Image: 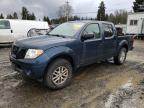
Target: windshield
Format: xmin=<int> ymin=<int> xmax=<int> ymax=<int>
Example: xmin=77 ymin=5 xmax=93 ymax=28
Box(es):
xmin=48 ymin=22 xmax=85 ymax=37
xmin=0 ymin=20 xmax=10 ymax=29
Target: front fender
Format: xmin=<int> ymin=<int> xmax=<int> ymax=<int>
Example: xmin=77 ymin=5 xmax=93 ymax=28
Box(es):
xmin=43 ymin=46 xmax=78 ymax=68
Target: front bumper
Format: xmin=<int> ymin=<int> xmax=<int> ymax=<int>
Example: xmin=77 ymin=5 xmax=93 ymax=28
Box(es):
xmin=10 ymin=56 xmax=48 ymax=80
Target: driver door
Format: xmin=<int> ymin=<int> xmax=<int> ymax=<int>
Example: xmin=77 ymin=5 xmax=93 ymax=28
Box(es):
xmin=81 ymin=23 xmax=103 ymax=65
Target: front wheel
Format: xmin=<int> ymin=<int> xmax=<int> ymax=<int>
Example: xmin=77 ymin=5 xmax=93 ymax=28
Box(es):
xmin=114 ymin=48 xmax=127 ymax=65
xmin=44 ymin=59 xmax=72 ymax=90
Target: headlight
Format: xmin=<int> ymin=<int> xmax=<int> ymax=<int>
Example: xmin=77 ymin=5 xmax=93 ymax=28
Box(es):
xmin=25 ymin=49 xmax=44 ymax=59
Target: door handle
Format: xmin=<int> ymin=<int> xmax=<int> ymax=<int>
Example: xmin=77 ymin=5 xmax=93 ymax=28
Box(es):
xmin=11 ymin=30 xmax=13 ymax=33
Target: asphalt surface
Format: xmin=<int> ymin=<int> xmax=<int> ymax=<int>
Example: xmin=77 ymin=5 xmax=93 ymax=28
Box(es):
xmin=0 ymin=40 xmax=144 ymax=108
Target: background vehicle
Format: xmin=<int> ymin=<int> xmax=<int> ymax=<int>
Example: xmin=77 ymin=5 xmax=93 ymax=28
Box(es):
xmin=27 ymin=29 xmax=50 ymax=37
xmin=49 ymin=24 xmax=60 ymax=30
xmin=0 ymin=19 xmax=49 ymax=46
xmin=115 ymin=24 xmax=126 ymax=34
xmin=10 ymin=21 xmax=134 ymax=90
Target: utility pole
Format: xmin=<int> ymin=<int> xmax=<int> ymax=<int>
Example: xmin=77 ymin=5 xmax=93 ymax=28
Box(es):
xmin=66 ymin=0 xmax=69 ymax=22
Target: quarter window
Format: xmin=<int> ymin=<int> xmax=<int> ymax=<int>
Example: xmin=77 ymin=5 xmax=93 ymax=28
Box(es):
xmin=83 ymin=24 xmax=101 ymax=39
xmin=103 ymin=24 xmax=114 ymax=38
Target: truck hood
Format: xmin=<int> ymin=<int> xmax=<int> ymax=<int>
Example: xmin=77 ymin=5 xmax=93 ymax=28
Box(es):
xmin=15 ymin=35 xmax=75 ymax=50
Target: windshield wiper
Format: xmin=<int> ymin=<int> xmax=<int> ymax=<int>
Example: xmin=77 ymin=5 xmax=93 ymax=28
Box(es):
xmin=47 ymin=34 xmax=66 ymax=38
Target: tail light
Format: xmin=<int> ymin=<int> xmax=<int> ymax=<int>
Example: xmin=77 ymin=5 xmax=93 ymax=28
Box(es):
xmin=131 ymin=35 xmax=135 ymax=48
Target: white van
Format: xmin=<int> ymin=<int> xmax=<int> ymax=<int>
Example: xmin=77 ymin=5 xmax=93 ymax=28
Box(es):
xmin=0 ymin=19 xmax=49 ymax=46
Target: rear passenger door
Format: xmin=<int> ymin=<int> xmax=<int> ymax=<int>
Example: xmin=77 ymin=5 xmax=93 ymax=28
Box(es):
xmin=81 ymin=23 xmax=103 ymax=64
xmin=103 ymin=23 xmax=117 ymax=58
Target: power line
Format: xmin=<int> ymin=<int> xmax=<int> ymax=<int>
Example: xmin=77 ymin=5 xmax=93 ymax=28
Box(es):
xmin=72 ymin=8 xmax=131 ymax=15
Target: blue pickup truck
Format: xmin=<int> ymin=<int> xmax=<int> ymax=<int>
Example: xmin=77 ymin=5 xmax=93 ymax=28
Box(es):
xmin=10 ymin=21 xmax=134 ymax=89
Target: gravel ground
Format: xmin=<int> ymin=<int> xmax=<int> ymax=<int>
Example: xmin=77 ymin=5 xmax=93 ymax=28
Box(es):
xmin=0 ymin=40 xmax=144 ymax=108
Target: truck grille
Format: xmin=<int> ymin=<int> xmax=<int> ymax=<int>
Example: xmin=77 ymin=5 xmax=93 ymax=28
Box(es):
xmin=11 ymin=46 xmax=27 ymax=59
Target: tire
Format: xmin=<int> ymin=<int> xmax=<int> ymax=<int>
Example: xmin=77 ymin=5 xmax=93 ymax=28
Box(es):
xmin=114 ymin=48 xmax=127 ymax=65
xmin=44 ymin=58 xmax=72 ymax=90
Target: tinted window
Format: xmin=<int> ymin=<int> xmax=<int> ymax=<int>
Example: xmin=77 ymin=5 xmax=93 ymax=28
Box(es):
xmin=103 ymin=24 xmax=114 ymax=38
xmin=83 ymin=24 xmax=101 ymax=39
xmin=0 ymin=20 xmax=10 ymax=29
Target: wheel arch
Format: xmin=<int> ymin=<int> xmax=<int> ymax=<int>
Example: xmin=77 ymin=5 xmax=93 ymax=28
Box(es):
xmin=43 ymin=53 xmax=76 ymax=79
xmin=122 ymin=44 xmax=128 ymax=52
xmin=118 ymin=40 xmax=129 ymax=52
xmin=48 ymin=53 xmax=75 ymax=68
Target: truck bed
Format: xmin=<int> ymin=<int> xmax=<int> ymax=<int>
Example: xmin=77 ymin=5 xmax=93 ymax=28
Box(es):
xmin=117 ymin=35 xmax=134 ymax=51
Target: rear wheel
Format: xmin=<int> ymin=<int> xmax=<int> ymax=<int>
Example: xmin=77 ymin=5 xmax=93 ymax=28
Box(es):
xmin=114 ymin=48 xmax=127 ymax=65
xmin=44 ymin=59 xmax=72 ymax=90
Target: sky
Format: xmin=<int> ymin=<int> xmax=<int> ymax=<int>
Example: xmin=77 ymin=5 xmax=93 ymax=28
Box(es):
xmin=0 ymin=0 xmax=135 ymax=20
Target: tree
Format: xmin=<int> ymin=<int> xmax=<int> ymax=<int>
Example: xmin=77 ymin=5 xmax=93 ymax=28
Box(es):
xmin=13 ymin=12 xmax=18 ymax=19
xmin=0 ymin=13 xmax=4 ymax=19
xmin=6 ymin=14 xmax=13 ymax=19
xmin=51 ymin=18 xmax=60 ymax=24
xmin=97 ymin=1 xmax=106 ymax=21
xmin=135 ymin=0 xmax=144 ymax=4
xmin=21 ymin=7 xmax=36 ymax=20
xmin=107 ymin=10 xmax=128 ymax=24
xmin=43 ymin=16 xmax=51 ymax=25
xmin=133 ymin=0 xmax=144 ymax=12
xmin=108 ymin=13 xmax=115 ymax=22
xmin=28 ymin=13 xmax=36 ymax=20
xmin=43 ymin=16 xmax=47 ymax=21
xmin=105 ymin=14 xmax=109 ymax=21
xmin=58 ymin=3 xmax=73 ymax=22
xmin=81 ymin=17 xmax=84 ymax=20
xmin=68 ymin=16 xmax=81 ymax=21
xmin=21 ymin=7 xmax=29 ymax=20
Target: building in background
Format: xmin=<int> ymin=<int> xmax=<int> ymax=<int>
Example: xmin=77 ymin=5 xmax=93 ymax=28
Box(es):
xmin=126 ymin=12 xmax=144 ymax=39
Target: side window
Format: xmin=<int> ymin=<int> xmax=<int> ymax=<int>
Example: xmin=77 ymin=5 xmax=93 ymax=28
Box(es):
xmin=83 ymin=24 xmax=101 ymax=39
xmin=0 ymin=21 xmax=10 ymax=29
xmin=103 ymin=24 xmax=114 ymax=38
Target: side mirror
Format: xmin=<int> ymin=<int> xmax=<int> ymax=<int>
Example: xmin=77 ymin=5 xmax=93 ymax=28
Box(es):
xmin=81 ymin=34 xmax=94 ymax=41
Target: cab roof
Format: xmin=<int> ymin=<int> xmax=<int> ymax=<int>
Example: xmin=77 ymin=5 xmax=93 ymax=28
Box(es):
xmin=68 ymin=20 xmax=114 ymax=25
